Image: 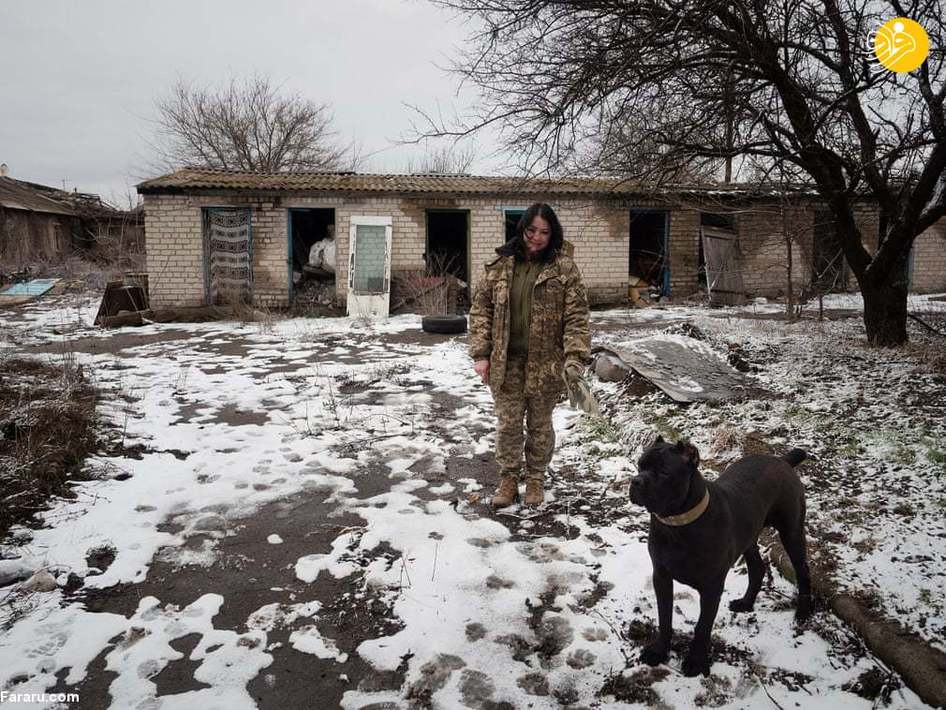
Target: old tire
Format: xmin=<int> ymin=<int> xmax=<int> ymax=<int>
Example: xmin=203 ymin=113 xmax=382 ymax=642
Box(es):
xmin=422 ymin=314 xmax=467 ymax=334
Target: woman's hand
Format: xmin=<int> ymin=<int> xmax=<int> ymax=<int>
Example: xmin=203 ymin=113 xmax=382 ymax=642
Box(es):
xmin=474 ymin=359 xmax=490 ymax=385
xmin=563 ymin=359 xmax=584 ymax=381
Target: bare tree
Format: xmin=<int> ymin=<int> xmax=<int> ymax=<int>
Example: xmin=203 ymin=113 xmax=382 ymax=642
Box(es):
xmin=153 ymin=75 xmax=355 ymax=172
xmin=423 ymin=0 xmax=946 ymax=346
xmin=404 ymin=142 xmax=477 ymax=174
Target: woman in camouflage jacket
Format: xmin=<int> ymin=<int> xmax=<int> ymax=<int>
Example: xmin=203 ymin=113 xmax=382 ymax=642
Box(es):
xmin=469 ymin=203 xmax=591 ymax=507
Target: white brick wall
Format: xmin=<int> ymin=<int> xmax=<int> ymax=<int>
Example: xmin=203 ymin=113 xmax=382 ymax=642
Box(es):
xmin=911 ymin=218 xmax=946 ymax=293
xmin=144 ymin=191 xmax=907 ymax=308
xmin=143 ymin=195 xmax=205 ymax=307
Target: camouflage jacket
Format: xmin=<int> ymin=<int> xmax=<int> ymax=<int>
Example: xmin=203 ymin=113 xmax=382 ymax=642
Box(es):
xmin=469 ymin=240 xmax=591 ymax=394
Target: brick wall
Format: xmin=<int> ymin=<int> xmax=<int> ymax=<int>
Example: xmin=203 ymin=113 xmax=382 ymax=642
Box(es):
xmin=737 ymin=202 xmax=814 ymax=296
xmin=336 ymin=195 xmax=632 ymax=306
xmin=143 ymin=194 xmax=294 ymax=308
xmin=911 ymin=218 xmax=946 ymax=293
xmin=667 ymin=209 xmax=700 ymax=297
xmin=146 ymin=190 xmax=913 ymax=309
xmin=143 ymin=195 xmax=205 ymax=307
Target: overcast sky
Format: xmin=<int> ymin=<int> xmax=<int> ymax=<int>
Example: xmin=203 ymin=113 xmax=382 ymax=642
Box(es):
xmin=0 ymin=0 xmax=499 ymax=205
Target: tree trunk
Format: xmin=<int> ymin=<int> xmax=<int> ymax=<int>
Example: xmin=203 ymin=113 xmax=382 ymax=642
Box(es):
xmin=861 ymin=266 xmax=909 ymax=347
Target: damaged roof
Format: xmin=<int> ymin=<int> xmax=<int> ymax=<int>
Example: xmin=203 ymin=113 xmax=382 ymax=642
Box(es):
xmin=0 ymin=176 xmax=77 ymax=216
xmin=137 ymin=167 xmax=822 ymax=199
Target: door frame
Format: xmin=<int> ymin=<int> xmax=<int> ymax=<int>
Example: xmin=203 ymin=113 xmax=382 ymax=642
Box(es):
xmin=424 ymin=208 xmax=471 ymax=283
xmin=287 ymin=207 xmax=338 ymax=304
xmin=347 ymin=215 xmax=393 ymax=317
xmin=629 ymin=208 xmax=671 ymax=297
xmin=202 ymin=206 xmax=253 ymax=306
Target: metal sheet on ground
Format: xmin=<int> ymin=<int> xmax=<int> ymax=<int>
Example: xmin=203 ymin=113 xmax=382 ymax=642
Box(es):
xmin=600 ymin=334 xmax=747 ymax=402
xmin=0 ymin=279 xmax=58 ymax=296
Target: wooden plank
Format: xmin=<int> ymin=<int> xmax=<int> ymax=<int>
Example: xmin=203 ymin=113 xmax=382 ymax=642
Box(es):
xmin=701 ymin=226 xmax=746 ymax=306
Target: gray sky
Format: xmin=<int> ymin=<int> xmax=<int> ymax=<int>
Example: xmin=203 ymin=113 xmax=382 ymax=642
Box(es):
xmin=0 ymin=0 xmax=498 ymax=205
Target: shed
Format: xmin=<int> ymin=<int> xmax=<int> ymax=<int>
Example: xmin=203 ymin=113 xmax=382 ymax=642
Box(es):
xmin=137 ymin=168 xmax=893 ymax=312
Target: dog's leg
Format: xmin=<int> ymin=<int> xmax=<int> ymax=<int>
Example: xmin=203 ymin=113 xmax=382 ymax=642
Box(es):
xmin=640 ymin=564 xmax=673 ymax=666
xmin=729 ymin=542 xmax=766 ymax=613
xmin=776 ymin=508 xmax=813 ymax=620
xmin=683 ymin=577 xmax=725 ymax=677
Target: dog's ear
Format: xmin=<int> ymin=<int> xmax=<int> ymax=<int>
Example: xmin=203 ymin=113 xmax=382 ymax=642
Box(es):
xmin=653 ymin=434 xmax=665 ymax=446
xmin=675 ymin=440 xmax=700 ymax=467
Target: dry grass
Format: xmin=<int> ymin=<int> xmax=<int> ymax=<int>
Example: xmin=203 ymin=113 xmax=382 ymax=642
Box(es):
xmin=0 ymin=356 xmax=98 ymax=537
xmin=0 ymin=255 xmax=134 ymax=292
xmin=903 ymin=341 xmax=946 ymax=374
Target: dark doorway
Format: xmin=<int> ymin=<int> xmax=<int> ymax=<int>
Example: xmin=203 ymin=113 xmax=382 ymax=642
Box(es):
xmin=290 ymin=209 xmax=334 ymax=273
xmin=629 ymin=210 xmax=670 ymax=295
xmin=426 ymin=210 xmax=469 ymax=283
xmin=289 ymin=208 xmax=335 ymax=305
xmin=504 ymin=209 xmax=525 ymax=244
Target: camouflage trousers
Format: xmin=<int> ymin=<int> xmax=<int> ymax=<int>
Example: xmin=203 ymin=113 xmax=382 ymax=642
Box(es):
xmin=493 ymin=357 xmax=559 ymax=481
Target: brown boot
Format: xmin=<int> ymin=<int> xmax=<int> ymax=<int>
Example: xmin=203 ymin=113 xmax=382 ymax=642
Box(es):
xmin=491 ymin=474 xmax=520 ymax=508
xmin=524 ymin=479 xmax=544 ymax=506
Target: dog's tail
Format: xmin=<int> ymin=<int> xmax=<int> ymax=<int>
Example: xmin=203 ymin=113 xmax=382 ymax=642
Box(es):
xmin=782 ymin=448 xmax=807 ymax=467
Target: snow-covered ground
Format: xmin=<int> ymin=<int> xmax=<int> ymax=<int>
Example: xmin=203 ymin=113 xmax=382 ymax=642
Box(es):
xmin=0 ymin=293 xmax=941 ymax=708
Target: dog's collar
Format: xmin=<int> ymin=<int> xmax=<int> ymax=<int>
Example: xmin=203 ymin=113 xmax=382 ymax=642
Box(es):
xmin=654 ymin=491 xmax=710 ymax=526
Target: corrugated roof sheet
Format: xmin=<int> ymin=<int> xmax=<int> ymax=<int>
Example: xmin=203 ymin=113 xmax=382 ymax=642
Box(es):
xmin=137 ymin=168 xmax=820 ymax=198
xmin=0 ymin=177 xmax=77 ymax=215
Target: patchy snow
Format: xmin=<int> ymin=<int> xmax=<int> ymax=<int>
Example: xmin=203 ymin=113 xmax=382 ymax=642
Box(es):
xmin=290 ymin=624 xmax=348 ymax=662
xmin=0 ymin=295 xmax=940 ymax=708
xmin=246 ymin=601 xmax=321 ymax=632
xmin=591 ymin=307 xmax=946 ymax=654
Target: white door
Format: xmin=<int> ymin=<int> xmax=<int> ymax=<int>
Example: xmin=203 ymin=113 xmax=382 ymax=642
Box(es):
xmin=347 ymin=216 xmax=392 ymax=318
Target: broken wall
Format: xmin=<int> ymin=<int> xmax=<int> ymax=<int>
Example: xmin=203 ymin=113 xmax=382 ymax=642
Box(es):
xmin=143 ymin=189 xmax=900 ymax=310
xmin=0 ymin=207 xmax=75 ymax=265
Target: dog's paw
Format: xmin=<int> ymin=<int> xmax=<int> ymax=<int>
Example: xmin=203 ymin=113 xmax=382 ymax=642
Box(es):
xmin=639 ymin=642 xmax=670 ymax=666
xmin=795 ymin=595 xmax=813 ymax=622
xmin=728 ymin=598 xmax=754 ymax=613
xmin=682 ymin=651 xmax=711 ymax=677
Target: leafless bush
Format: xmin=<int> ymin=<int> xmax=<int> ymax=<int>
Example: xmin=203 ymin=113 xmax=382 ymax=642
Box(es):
xmin=391 ymin=253 xmax=461 ymax=315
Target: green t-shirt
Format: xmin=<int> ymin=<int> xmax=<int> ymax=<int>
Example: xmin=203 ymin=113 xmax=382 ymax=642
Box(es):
xmin=508 ymin=256 xmax=545 ymax=357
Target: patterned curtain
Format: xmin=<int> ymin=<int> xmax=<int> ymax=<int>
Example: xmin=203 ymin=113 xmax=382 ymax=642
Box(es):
xmin=205 ymin=208 xmax=252 ymax=305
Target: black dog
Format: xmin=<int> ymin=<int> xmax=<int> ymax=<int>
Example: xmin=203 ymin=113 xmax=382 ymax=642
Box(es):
xmin=629 ymin=437 xmax=812 ymax=677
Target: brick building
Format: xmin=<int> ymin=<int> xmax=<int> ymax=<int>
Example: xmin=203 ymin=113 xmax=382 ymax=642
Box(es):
xmin=136 ymin=168 xmax=942 ymax=311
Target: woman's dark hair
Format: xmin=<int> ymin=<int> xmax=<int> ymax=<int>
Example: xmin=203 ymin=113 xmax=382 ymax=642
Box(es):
xmin=509 ymin=202 xmax=564 ymax=262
